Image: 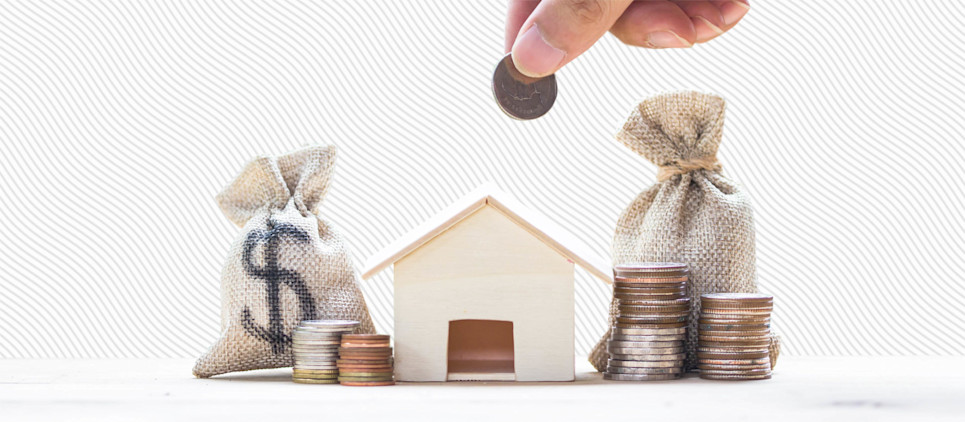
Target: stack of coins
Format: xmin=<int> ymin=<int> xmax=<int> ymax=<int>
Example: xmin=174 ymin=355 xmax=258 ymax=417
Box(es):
xmin=697 ymin=293 xmax=773 ymax=380
xmin=604 ymin=262 xmax=691 ymax=381
xmin=337 ymin=334 xmax=395 ymax=386
xmin=291 ymin=320 xmax=360 ymax=384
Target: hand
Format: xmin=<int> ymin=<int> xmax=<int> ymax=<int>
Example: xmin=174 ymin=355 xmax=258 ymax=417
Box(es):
xmin=506 ymin=0 xmax=750 ymax=77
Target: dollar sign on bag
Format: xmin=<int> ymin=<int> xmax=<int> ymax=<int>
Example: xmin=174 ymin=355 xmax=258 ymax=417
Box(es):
xmin=239 ymin=220 xmax=317 ymax=354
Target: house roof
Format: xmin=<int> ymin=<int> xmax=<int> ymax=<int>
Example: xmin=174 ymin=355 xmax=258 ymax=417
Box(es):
xmin=360 ymin=184 xmax=612 ymax=284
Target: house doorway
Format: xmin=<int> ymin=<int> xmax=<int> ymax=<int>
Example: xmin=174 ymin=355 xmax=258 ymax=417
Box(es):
xmin=447 ymin=319 xmax=515 ymax=381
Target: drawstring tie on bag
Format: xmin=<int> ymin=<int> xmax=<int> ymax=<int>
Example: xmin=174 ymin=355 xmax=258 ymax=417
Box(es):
xmin=657 ymin=156 xmax=722 ymax=182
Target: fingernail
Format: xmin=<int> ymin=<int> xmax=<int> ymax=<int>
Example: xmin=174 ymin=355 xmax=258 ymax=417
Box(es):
xmin=646 ymin=31 xmax=693 ymax=48
xmin=511 ymin=24 xmax=566 ymax=77
xmin=721 ymin=1 xmax=750 ymax=26
xmin=695 ymin=16 xmax=725 ymax=36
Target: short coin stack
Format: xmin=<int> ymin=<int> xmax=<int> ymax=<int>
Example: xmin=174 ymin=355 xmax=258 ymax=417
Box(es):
xmin=337 ymin=334 xmax=395 ymax=386
xmin=698 ymin=293 xmax=773 ymax=380
xmin=291 ymin=320 xmax=359 ymax=384
xmin=604 ymin=262 xmax=691 ymax=381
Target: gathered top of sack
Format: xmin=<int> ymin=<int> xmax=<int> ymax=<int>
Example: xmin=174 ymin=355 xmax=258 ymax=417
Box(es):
xmin=616 ymin=91 xmax=726 ymax=182
xmin=217 ymin=146 xmax=337 ymax=226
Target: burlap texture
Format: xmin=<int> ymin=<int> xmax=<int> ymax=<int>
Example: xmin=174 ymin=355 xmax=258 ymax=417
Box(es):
xmin=193 ymin=146 xmax=374 ymax=378
xmin=589 ymin=92 xmax=780 ymax=372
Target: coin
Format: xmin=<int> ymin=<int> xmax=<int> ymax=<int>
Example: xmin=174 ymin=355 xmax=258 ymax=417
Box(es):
xmin=603 ymin=372 xmax=681 ymax=381
xmin=698 ymin=363 xmax=771 ymax=371
xmin=609 ymin=353 xmax=686 ymax=361
xmin=608 ymin=340 xmax=683 ymax=349
xmin=292 ymin=378 xmax=339 ymax=384
xmin=701 ymin=308 xmax=773 ymax=316
xmin=699 ymin=340 xmax=771 ymax=348
xmin=618 ymin=305 xmax=691 ymax=314
xmin=617 ymin=298 xmax=691 ymax=307
xmin=699 ymin=323 xmax=770 ymax=331
xmin=699 ymin=357 xmax=770 ymax=366
xmin=614 ymin=276 xmax=689 ymax=284
xmin=337 ymin=370 xmax=395 ymax=376
xmin=492 ymin=53 xmax=557 ymax=120
xmin=615 ymin=322 xmax=688 ymax=330
xmin=700 ymin=368 xmax=772 ymax=376
xmin=697 ymin=351 xmax=769 ymax=360
xmin=698 ymin=334 xmax=771 ymax=342
xmin=614 ymin=262 xmax=687 ymax=274
xmin=606 ymin=359 xmax=682 ymax=368
xmin=702 ymin=293 xmax=772 ymax=302
xmin=607 ymin=366 xmax=683 ymax=375
xmin=293 ymin=369 xmax=339 ymax=375
xmin=700 ymin=373 xmax=772 ymax=381
xmin=617 ymin=316 xmax=688 ymax=324
xmin=611 ymin=334 xmax=685 ymax=342
xmin=340 ymin=381 xmax=396 ymax=386
xmin=697 ymin=347 xmax=769 ymax=354
xmin=608 ymin=346 xmax=684 ymax=355
xmin=613 ymin=326 xmax=687 ymax=335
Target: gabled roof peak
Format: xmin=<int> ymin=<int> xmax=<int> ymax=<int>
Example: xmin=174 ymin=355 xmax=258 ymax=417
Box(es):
xmin=360 ymin=183 xmax=612 ymax=284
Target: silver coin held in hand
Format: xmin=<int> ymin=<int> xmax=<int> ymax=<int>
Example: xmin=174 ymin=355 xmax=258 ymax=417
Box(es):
xmin=492 ymin=53 xmax=557 ymax=120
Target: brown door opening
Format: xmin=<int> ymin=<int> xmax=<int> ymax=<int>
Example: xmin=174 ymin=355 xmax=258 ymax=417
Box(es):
xmin=447 ymin=319 xmax=515 ymax=381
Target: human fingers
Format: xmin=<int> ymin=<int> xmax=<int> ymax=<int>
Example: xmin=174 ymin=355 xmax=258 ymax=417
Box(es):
xmin=673 ymin=1 xmax=726 ymax=43
xmin=610 ymin=1 xmax=696 ymax=49
xmin=510 ymin=0 xmax=633 ymax=77
xmin=505 ymin=0 xmax=540 ymax=53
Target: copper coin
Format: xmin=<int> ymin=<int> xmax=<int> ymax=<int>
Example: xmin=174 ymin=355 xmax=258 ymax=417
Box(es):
xmin=342 ymin=334 xmax=390 ymax=341
xmin=492 ymin=53 xmax=557 ymax=120
xmin=336 ymin=358 xmax=392 ymax=365
xmin=614 ymin=262 xmax=688 ymax=273
xmin=339 ymin=347 xmax=391 ymax=353
xmin=615 ymin=282 xmax=688 ymax=289
xmin=340 ymin=342 xmax=390 ymax=348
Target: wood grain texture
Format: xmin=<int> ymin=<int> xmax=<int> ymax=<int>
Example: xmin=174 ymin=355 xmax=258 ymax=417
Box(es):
xmin=362 ymin=184 xmax=611 ymax=284
xmin=394 ymin=206 xmax=575 ymax=382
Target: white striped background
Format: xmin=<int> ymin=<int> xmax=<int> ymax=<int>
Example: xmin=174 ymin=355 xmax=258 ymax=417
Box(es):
xmin=1 ymin=1 xmax=963 ymax=359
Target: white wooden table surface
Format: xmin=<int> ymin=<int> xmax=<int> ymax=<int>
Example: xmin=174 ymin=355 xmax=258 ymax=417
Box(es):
xmin=2 ymin=357 xmax=963 ymax=421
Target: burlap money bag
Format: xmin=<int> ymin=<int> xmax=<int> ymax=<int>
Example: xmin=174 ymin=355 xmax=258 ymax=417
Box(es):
xmin=589 ymin=92 xmax=780 ymax=372
xmin=193 ymin=146 xmax=374 ymax=378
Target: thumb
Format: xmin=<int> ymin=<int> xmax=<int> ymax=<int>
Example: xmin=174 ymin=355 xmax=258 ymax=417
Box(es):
xmin=510 ymin=0 xmax=632 ymax=78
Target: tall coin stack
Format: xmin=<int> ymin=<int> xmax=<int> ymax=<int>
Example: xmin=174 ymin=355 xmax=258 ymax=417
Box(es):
xmin=698 ymin=293 xmax=773 ymax=380
xmin=291 ymin=320 xmax=360 ymax=384
xmin=337 ymin=334 xmax=395 ymax=386
xmin=604 ymin=262 xmax=690 ymax=381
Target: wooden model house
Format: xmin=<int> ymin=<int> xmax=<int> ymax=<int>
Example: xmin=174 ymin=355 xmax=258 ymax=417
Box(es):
xmin=361 ymin=185 xmax=611 ymax=382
